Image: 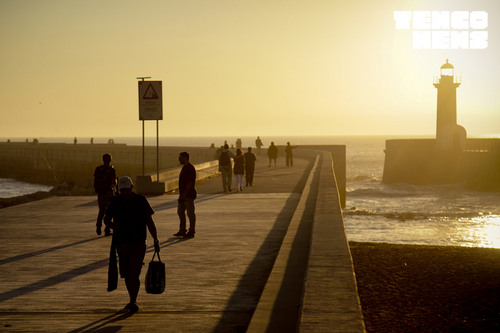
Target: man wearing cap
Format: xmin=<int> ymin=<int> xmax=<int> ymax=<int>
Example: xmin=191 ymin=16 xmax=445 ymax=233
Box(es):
xmin=104 ymin=176 xmax=160 ymax=314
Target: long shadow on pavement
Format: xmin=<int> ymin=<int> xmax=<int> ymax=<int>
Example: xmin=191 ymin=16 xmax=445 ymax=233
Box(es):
xmin=67 ymin=310 xmax=132 ymax=333
xmin=266 ymin=154 xmax=322 ymax=332
xmin=0 ymin=238 xmax=101 ymax=266
xmin=211 ymin=158 xmax=315 ymax=333
xmin=0 ymin=238 xmax=185 ymax=303
xmin=151 ymin=193 xmax=226 ymax=212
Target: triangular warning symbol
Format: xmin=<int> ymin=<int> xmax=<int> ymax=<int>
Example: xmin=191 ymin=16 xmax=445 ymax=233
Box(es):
xmin=143 ymin=84 xmax=159 ymax=99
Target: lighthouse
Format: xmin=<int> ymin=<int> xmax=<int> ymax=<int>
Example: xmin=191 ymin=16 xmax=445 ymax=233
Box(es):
xmin=433 ymin=60 xmax=466 ymax=150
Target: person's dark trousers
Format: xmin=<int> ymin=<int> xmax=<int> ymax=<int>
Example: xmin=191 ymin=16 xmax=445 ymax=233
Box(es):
xmin=178 ymin=198 xmax=196 ymax=233
xmin=97 ymin=192 xmax=113 ymax=234
xmin=220 ymin=165 xmax=232 ymax=191
xmin=245 ymin=166 xmax=255 ymax=186
xmin=286 ymin=156 xmax=293 ymax=167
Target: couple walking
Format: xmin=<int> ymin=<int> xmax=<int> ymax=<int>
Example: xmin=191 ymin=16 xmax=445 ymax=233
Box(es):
xmin=217 ymin=144 xmax=256 ymax=192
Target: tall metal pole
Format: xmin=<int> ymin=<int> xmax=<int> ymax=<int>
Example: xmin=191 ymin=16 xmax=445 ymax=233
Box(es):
xmin=156 ymin=120 xmax=159 ymax=181
xmin=142 ymin=120 xmax=145 ymax=176
xmin=137 ymin=76 xmax=151 ymax=177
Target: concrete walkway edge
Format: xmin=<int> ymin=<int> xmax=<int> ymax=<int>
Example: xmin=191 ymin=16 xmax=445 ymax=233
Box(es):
xmin=299 ymin=151 xmax=366 ymax=332
xmin=247 ymin=155 xmax=320 ymax=332
xmin=247 ymin=150 xmax=366 ymax=332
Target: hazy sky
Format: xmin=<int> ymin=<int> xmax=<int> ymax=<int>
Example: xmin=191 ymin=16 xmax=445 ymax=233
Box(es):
xmin=1 ymin=0 xmax=499 ymax=138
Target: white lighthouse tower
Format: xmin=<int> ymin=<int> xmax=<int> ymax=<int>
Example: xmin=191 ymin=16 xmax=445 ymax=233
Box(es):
xmin=433 ymin=60 xmax=466 ymax=150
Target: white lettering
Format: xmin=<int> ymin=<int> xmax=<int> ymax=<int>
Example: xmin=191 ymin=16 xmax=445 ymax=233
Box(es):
xmin=450 ymin=31 xmax=469 ymax=49
xmin=470 ymin=11 xmax=488 ymax=29
xmin=413 ymin=11 xmax=432 ymax=29
xmin=394 ymin=11 xmax=412 ymax=29
xmin=394 ymin=10 xmax=488 ymax=49
xmin=432 ymin=31 xmax=450 ymax=49
xmin=470 ymin=31 xmax=488 ymax=49
xmin=413 ymin=31 xmax=431 ymax=49
xmin=432 ymin=11 xmax=450 ymax=29
xmin=451 ymin=11 xmax=469 ymax=29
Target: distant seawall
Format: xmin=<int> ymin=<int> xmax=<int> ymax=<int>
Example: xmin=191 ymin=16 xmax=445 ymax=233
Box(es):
xmin=0 ymin=142 xmax=217 ymax=185
xmin=0 ymin=142 xmax=346 ymax=206
xmin=383 ymin=138 xmax=500 ymax=191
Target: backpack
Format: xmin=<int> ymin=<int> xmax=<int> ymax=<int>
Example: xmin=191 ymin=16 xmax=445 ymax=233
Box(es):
xmin=219 ymin=151 xmax=230 ymax=166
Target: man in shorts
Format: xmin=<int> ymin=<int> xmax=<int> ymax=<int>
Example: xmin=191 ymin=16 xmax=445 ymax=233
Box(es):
xmin=104 ymin=176 xmax=160 ymax=313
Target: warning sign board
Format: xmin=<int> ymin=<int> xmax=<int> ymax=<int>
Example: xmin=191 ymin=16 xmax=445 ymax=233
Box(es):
xmin=138 ymin=81 xmax=163 ymax=120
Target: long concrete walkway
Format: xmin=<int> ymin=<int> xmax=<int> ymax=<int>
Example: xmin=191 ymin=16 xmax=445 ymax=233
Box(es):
xmin=0 ymin=154 xmax=364 ymax=332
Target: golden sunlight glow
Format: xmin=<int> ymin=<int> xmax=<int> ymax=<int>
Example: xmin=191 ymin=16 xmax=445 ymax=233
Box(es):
xmin=0 ymin=0 xmax=499 ymax=138
xmin=459 ymin=216 xmax=500 ymax=249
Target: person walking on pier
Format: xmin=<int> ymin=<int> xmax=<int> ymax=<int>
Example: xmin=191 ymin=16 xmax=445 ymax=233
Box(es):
xmin=244 ymin=147 xmax=256 ymax=186
xmin=233 ymin=148 xmax=245 ymax=192
xmin=285 ymin=142 xmax=298 ymax=167
xmin=174 ymin=152 xmax=197 ymax=238
xmin=217 ymin=144 xmax=235 ymax=192
xmin=104 ymin=176 xmax=160 ymax=314
xmin=94 ymin=153 xmax=116 ymax=236
xmin=267 ymin=142 xmax=278 ymax=167
xmin=255 ymin=136 xmax=263 ymax=155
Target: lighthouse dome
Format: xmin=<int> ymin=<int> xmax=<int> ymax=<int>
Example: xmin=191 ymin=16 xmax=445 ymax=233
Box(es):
xmin=441 ymin=59 xmax=454 ymax=69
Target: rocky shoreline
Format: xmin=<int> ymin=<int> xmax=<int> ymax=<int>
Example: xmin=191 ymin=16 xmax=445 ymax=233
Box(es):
xmin=350 ymin=241 xmax=500 ymax=333
xmin=0 ymin=177 xmax=95 ymax=209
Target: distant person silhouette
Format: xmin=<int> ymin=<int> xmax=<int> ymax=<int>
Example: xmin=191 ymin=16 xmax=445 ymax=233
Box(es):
xmin=244 ymin=147 xmax=257 ymax=186
xmin=236 ymin=138 xmax=242 ymax=150
xmin=267 ymin=142 xmax=278 ymax=167
xmin=233 ymin=148 xmax=245 ymax=192
xmin=74 ymin=137 xmax=77 ymax=145
xmin=174 ymin=152 xmax=197 ymax=238
xmin=217 ymin=144 xmax=235 ymax=192
xmin=90 ymin=137 xmax=94 ymax=144
xmin=94 ymin=153 xmax=116 ymax=236
xmin=104 ymin=176 xmax=160 ymax=314
xmin=255 ymin=136 xmax=263 ymax=155
xmin=285 ymin=142 xmax=298 ymax=167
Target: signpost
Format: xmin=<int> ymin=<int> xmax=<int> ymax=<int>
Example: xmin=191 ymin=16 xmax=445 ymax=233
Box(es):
xmin=137 ymin=78 xmax=163 ymax=180
xmin=139 ymin=80 xmax=163 ymax=120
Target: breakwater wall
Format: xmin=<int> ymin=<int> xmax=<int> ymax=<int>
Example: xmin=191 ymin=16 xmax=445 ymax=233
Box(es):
xmin=0 ymin=142 xmax=218 ymax=185
xmin=0 ymin=143 xmax=347 ymax=206
xmin=295 ymin=145 xmax=346 ymax=208
xmin=383 ymin=138 xmax=500 ymax=191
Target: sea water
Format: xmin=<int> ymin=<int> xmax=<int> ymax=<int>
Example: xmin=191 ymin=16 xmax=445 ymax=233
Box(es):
xmin=0 ymin=178 xmax=53 ymax=198
xmin=2 ymin=135 xmax=500 ymax=248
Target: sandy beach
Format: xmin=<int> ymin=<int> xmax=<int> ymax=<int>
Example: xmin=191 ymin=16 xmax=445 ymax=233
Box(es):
xmin=350 ymin=242 xmax=500 ymax=333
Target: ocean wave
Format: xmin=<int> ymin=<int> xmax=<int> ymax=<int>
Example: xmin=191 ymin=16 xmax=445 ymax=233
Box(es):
xmin=344 ymin=208 xmax=497 ymax=220
xmin=347 ymin=175 xmax=382 ymax=182
xmin=347 ymin=188 xmax=419 ymax=197
xmin=346 ymin=181 xmax=478 ymax=198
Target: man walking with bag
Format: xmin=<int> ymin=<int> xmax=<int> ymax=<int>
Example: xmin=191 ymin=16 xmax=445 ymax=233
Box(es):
xmin=104 ymin=176 xmax=160 ymax=314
